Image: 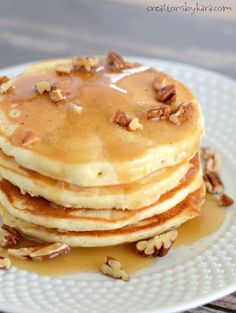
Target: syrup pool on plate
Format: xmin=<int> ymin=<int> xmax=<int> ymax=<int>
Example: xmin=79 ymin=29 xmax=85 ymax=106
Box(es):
xmin=5 ymin=194 xmax=225 ymax=276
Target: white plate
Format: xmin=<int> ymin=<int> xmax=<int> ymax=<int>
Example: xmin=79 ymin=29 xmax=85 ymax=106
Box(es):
xmin=0 ymin=58 xmax=235 ymax=313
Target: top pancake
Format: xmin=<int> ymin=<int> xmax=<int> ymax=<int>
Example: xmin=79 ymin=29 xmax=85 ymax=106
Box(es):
xmin=0 ymin=57 xmax=204 ymax=186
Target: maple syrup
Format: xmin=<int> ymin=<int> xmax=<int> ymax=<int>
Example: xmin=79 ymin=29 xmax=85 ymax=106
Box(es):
xmin=6 ymin=194 xmax=225 ymax=276
xmin=0 ymin=63 xmax=202 ymax=186
xmin=174 ymin=194 xmax=225 ymax=246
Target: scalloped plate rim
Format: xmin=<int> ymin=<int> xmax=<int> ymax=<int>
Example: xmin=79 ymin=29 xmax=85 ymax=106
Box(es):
xmin=0 ymin=58 xmax=235 ymax=313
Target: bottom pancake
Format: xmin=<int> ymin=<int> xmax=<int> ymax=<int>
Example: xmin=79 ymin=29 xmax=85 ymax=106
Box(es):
xmin=0 ymin=186 xmax=205 ymax=247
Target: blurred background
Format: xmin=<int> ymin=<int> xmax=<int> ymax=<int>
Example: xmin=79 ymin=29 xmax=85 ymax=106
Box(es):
xmin=0 ymin=0 xmax=235 ymax=77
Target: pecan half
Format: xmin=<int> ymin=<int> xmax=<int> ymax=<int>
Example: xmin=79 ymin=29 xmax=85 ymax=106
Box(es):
xmin=201 ymin=147 xmax=234 ymax=207
xmin=106 ymin=51 xmax=126 ymax=71
xmin=146 ymin=105 xmax=171 ymax=120
xmin=100 ymin=256 xmax=129 ymax=281
xmin=49 ymin=86 xmax=65 ymax=103
xmin=169 ymin=102 xmax=193 ymax=124
xmin=136 ymin=230 xmax=178 ymax=257
xmin=156 ymin=84 xmax=176 ymax=104
xmin=73 ymin=57 xmax=99 ymax=72
xmin=203 ymin=171 xmax=224 ymax=194
xmin=0 ymin=256 xmax=11 ymax=270
xmin=8 ymin=242 xmax=70 ymax=261
xmin=0 ymin=76 xmax=14 ymax=94
xmin=0 ymin=224 xmax=22 ymax=248
xmin=35 ymin=81 xmax=52 ymax=94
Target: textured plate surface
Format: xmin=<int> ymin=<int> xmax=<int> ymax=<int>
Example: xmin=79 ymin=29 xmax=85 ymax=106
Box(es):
xmin=0 ymin=58 xmax=235 ymax=313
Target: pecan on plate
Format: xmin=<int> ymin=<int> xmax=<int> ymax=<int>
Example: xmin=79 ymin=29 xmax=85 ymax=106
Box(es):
xmin=100 ymin=256 xmax=129 ymax=281
xmin=200 ymin=147 xmax=220 ymax=172
xmin=135 ymin=230 xmax=178 ymax=257
xmin=219 ymin=193 xmax=234 ymax=207
xmin=8 ymin=242 xmax=70 ymax=261
xmin=0 ymin=256 xmax=11 ymax=270
xmin=0 ymin=224 xmax=22 ymax=248
xmin=203 ymin=171 xmax=224 ymax=194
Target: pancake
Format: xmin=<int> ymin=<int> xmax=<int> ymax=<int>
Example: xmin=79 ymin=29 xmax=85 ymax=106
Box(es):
xmin=0 ymin=58 xmax=204 ymax=186
xmin=0 ymin=159 xmax=202 ymax=231
xmin=0 ymin=149 xmax=195 ymax=209
xmin=0 ymin=53 xmax=206 ymax=249
xmin=0 ymin=186 xmax=205 ymax=247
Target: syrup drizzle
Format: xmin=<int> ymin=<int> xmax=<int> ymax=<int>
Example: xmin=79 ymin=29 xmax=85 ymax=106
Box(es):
xmin=2 ymin=194 xmax=225 ymax=277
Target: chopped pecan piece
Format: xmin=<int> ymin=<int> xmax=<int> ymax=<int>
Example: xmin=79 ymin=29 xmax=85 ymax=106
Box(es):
xmin=201 ymin=147 xmax=214 ymax=160
xmin=152 ymin=76 xmax=167 ymax=91
xmin=106 ymin=51 xmax=126 ymax=71
xmin=0 ymin=224 xmax=22 ymax=248
xmin=219 ymin=193 xmax=234 ymax=207
xmin=73 ymin=57 xmax=99 ymax=72
xmin=201 ymin=147 xmax=234 ymax=206
xmin=8 ymin=242 xmax=70 ymax=261
xmin=112 ymin=109 xmax=131 ymax=128
xmin=100 ymin=256 xmax=129 ymax=281
xmin=128 ymin=117 xmax=143 ymax=131
xmin=156 ymin=84 xmax=176 ymax=104
xmin=205 ymin=154 xmax=221 ymax=172
xmin=203 ymin=171 xmax=224 ymax=194
xmin=200 ymin=147 xmax=220 ymax=172
xmin=49 ymin=86 xmax=65 ymax=103
xmin=56 ymin=63 xmax=73 ymax=74
xmin=35 ymin=81 xmax=52 ymax=94
xmin=135 ymin=230 xmax=178 ymax=257
xmin=146 ymin=105 xmax=171 ymax=120
xmin=0 ymin=256 xmax=11 ymax=270
xmin=112 ymin=110 xmax=143 ymax=131
xmin=169 ymin=102 xmax=193 ymax=124
xmin=0 ymin=76 xmax=13 ymax=94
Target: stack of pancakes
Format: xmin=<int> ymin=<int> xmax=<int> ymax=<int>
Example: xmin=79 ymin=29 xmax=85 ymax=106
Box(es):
xmin=0 ymin=55 xmax=205 ymax=247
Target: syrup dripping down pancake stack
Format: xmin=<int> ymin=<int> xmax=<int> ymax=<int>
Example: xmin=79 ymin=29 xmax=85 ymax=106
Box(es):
xmin=0 ymin=52 xmax=205 ymax=247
